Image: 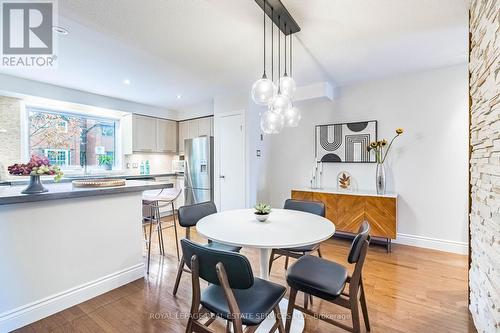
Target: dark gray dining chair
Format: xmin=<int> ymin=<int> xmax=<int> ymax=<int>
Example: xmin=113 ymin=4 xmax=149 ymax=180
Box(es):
xmin=172 ymin=201 xmax=241 ymax=296
xmin=268 ymin=199 xmax=326 ymax=272
xmin=285 ymin=221 xmax=371 ymax=333
xmin=181 ymin=238 xmax=286 ymax=333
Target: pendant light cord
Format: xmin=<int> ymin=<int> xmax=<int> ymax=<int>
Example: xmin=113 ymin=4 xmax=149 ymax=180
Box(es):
xmin=290 ymin=30 xmax=293 ymax=77
xmin=271 ymin=7 xmax=274 ymax=83
xmin=263 ymin=0 xmax=266 ymax=77
xmin=278 ymin=15 xmax=281 ymax=90
xmin=284 ymin=23 xmax=287 ymax=76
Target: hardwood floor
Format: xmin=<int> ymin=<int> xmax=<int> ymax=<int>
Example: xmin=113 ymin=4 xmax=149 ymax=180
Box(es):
xmin=14 ymin=217 xmax=477 ymax=333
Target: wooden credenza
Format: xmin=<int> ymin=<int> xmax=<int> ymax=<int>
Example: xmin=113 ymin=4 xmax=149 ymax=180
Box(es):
xmin=291 ymin=189 xmax=397 ymax=245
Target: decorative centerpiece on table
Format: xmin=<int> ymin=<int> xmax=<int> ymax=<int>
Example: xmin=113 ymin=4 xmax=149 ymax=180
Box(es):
xmin=8 ymin=155 xmax=63 ymax=194
xmin=367 ymin=128 xmax=404 ymax=195
xmin=254 ymin=203 xmax=272 ymax=222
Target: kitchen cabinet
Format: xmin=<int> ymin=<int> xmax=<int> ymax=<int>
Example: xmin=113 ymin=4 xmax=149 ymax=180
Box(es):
xmin=123 ymin=114 xmax=178 ymax=154
xmin=198 ymin=117 xmax=211 ymax=136
xmin=188 ymin=119 xmax=199 ymax=139
xmin=156 ymin=119 xmax=177 ymax=153
xmin=178 ymin=121 xmax=188 ymax=154
xmin=133 ymin=115 xmax=156 ymax=152
xmin=178 ymin=116 xmax=213 ymax=155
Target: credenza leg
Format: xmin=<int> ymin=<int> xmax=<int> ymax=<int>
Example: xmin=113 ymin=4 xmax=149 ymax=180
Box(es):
xmin=386 ymin=238 xmax=392 ymax=253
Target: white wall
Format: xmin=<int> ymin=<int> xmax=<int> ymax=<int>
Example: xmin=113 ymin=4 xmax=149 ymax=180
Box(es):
xmin=176 ymin=99 xmax=214 ymax=120
xmin=266 ymin=65 xmax=469 ymax=253
xmin=0 ymin=73 xmax=177 ymax=119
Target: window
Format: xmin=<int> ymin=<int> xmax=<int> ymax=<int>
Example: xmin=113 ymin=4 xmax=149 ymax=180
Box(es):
xmin=43 ymin=149 xmax=70 ymax=166
xmin=28 ymin=109 xmax=118 ymax=170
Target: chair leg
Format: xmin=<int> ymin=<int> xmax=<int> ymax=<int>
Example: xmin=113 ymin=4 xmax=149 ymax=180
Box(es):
xmin=172 ymin=202 xmax=180 ymax=261
xmin=317 ymin=248 xmax=322 ymax=258
xmin=185 ymin=317 xmax=193 ymax=333
xmin=273 ymin=305 xmax=285 ymax=333
xmin=360 ymin=280 xmax=371 ymax=331
xmin=156 ymin=206 xmax=165 ymax=256
xmin=146 ymin=212 xmax=154 ymax=274
xmin=350 ymin=295 xmax=361 ymax=333
xmin=303 ymin=292 xmax=309 ymax=310
xmin=173 ymin=256 xmax=185 ymax=296
xmin=268 ymin=249 xmax=275 ymax=274
xmin=285 ymin=288 xmax=298 ymax=333
xmin=284 ymin=255 xmax=290 ymax=270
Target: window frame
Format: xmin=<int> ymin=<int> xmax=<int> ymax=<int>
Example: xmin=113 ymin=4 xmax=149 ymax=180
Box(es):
xmin=23 ymin=106 xmax=122 ymax=174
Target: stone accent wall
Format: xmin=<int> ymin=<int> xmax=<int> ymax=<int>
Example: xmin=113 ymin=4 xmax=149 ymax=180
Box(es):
xmin=0 ymin=96 xmax=22 ymax=180
xmin=469 ymin=0 xmax=500 ymax=332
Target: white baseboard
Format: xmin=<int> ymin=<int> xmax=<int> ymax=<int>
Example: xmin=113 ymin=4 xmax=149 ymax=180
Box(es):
xmin=394 ymin=233 xmax=468 ymax=255
xmin=0 ymin=264 xmax=144 ymax=333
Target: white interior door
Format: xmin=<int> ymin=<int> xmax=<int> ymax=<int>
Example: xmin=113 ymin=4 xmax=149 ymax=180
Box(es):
xmin=217 ymin=113 xmax=245 ymax=211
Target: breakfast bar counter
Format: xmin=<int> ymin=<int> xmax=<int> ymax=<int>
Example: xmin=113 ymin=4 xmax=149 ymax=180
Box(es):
xmin=0 ymin=180 xmax=172 ymax=332
xmin=0 ymin=180 xmax=171 ymax=205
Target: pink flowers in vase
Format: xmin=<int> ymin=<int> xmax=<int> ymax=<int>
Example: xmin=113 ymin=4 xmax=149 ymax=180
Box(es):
xmin=8 ymin=155 xmax=64 ymax=182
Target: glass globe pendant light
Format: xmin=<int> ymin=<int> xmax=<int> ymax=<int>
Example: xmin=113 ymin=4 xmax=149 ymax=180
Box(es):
xmin=269 ymin=19 xmax=291 ymax=115
xmin=261 ymin=109 xmax=285 ymax=134
xmin=251 ymin=0 xmax=276 ymax=105
xmin=282 ymin=30 xmax=301 ymax=128
xmin=279 ymin=28 xmax=296 ymax=98
xmin=283 ymin=104 xmax=301 ymax=127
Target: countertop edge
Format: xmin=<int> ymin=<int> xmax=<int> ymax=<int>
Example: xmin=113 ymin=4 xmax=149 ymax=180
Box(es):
xmin=0 ymin=182 xmax=173 ymax=206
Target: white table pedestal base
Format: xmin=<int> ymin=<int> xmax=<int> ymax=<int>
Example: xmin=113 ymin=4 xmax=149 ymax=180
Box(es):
xmin=253 ymin=298 xmax=305 ymax=333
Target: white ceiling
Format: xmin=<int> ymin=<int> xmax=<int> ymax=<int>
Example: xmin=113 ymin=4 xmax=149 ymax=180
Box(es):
xmin=0 ymin=0 xmax=468 ymax=111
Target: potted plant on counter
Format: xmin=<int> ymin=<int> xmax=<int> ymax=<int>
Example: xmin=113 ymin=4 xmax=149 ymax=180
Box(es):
xmin=98 ymin=155 xmax=113 ymax=171
xmin=8 ymin=155 xmax=63 ymax=194
xmin=254 ymin=203 xmax=272 ymax=222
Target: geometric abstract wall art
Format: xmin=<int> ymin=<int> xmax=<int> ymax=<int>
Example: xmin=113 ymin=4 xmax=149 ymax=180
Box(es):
xmin=315 ymin=120 xmax=378 ymax=163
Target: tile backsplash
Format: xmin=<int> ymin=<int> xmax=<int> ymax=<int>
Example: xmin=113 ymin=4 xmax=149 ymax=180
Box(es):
xmin=124 ymin=153 xmax=178 ymax=174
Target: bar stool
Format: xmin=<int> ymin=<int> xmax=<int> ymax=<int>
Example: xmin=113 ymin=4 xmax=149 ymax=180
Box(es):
xmin=142 ymin=187 xmax=182 ymax=274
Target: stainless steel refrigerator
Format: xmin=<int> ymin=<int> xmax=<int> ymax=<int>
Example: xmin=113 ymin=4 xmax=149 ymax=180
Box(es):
xmin=184 ymin=136 xmax=214 ymax=205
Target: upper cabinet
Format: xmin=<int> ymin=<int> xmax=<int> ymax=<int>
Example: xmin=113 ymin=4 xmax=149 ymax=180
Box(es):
xmin=156 ymin=119 xmax=177 ymax=153
xmin=178 ymin=121 xmax=189 ymax=155
xmin=178 ymin=116 xmax=214 ymax=155
xmin=123 ymin=114 xmax=178 ymax=154
xmin=198 ymin=117 xmax=212 ymax=137
xmin=132 ymin=115 xmax=156 ymax=152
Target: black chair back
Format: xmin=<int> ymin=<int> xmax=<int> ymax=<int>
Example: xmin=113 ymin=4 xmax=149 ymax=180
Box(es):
xmin=347 ymin=221 xmax=371 ymax=264
xmin=180 ymin=239 xmax=254 ymax=289
xmin=283 ymin=199 xmax=325 ymax=217
xmin=178 ymin=201 xmax=217 ymax=228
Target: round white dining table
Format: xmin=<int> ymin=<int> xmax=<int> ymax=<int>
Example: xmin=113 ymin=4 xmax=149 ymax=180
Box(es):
xmin=196 ymin=208 xmax=335 ymax=333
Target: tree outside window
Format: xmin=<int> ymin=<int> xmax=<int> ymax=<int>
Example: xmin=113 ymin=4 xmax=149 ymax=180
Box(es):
xmin=28 ymin=110 xmax=117 ymax=170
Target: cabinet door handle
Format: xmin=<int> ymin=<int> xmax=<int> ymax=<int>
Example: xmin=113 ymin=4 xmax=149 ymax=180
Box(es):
xmin=219 ymin=175 xmax=225 ymax=179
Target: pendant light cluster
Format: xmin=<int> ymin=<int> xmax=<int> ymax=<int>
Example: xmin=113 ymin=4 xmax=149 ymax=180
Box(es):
xmin=251 ymin=0 xmax=301 ymax=134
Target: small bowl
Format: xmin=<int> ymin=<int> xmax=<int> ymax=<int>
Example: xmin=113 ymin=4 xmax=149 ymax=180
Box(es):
xmin=254 ymin=213 xmax=270 ymax=222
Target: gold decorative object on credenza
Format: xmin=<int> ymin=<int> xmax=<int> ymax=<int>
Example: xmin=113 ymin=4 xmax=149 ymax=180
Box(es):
xmin=72 ymin=179 xmax=126 ymax=188
xmin=292 ymin=189 xmax=397 ymax=252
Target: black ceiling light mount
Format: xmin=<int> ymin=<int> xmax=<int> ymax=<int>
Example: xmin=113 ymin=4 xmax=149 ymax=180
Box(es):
xmin=254 ymin=0 xmax=300 ymax=35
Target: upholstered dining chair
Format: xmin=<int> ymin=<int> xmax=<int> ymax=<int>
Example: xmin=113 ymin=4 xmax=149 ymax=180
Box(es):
xmin=285 ymin=221 xmax=371 ymax=333
xmin=172 ymin=201 xmax=241 ymax=296
xmin=268 ymin=199 xmax=325 ymax=273
xmin=181 ymin=238 xmax=286 ymax=333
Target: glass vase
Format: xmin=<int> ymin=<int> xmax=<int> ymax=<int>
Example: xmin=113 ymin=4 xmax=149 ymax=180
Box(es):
xmin=376 ymin=163 xmax=386 ymax=195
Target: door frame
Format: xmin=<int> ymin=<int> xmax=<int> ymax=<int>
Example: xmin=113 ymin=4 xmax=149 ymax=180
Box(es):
xmin=214 ymin=110 xmax=247 ymax=211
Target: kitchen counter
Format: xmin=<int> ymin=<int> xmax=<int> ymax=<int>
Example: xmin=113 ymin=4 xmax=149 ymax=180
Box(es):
xmin=0 ymin=172 xmax=184 ymax=186
xmin=0 ymin=179 xmax=173 ymax=331
xmin=0 ymin=180 xmax=173 ymax=205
